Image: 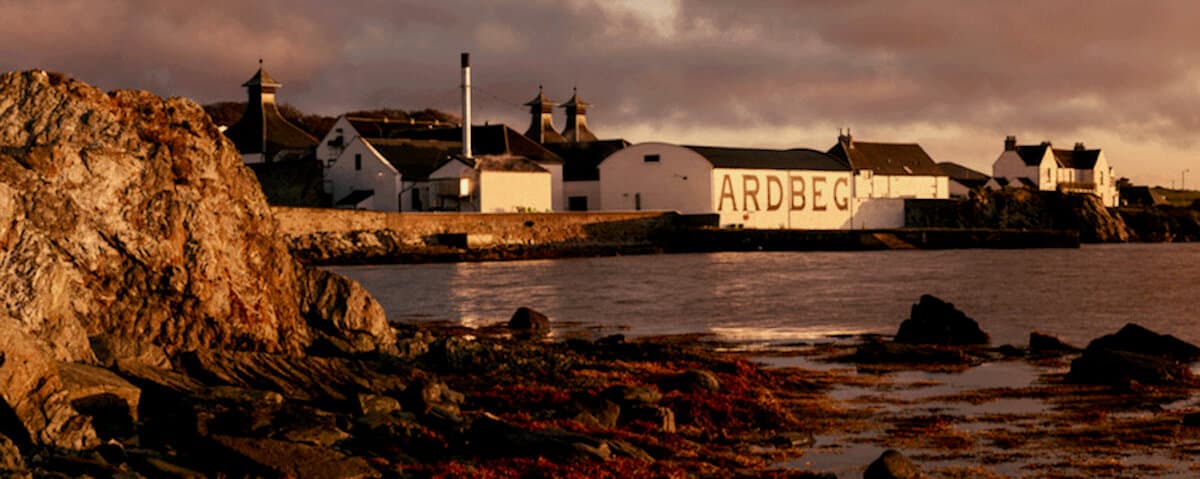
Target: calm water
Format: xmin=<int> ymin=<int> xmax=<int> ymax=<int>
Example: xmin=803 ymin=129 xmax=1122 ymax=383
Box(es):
xmin=329 ymin=243 xmax=1200 ymax=347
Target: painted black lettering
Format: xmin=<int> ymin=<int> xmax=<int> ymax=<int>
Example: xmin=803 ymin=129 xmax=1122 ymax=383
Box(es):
xmin=834 ymin=177 xmax=849 ymax=211
xmin=742 ymin=175 xmax=760 ymax=211
xmin=813 ymin=176 xmax=827 ymax=211
xmin=790 ymin=176 xmax=806 ymax=210
xmin=766 ymin=176 xmax=783 ymax=211
xmin=718 ymin=175 xmax=736 ymax=211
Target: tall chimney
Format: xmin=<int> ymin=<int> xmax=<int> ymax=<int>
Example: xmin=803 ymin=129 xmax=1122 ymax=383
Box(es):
xmin=1004 ymin=135 xmax=1016 ymax=151
xmin=1074 ymin=142 xmax=1085 ymax=151
xmin=461 ymin=53 xmax=472 ymax=159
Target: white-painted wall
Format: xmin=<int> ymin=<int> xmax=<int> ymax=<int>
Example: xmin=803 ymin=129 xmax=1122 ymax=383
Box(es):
xmin=564 ymin=180 xmax=600 ymax=211
xmin=479 ymin=170 xmax=552 ymax=213
xmin=316 ymin=116 xmax=355 ymax=167
xmin=853 ymin=171 xmax=946 ymax=199
xmin=536 ymin=162 xmax=564 ymax=211
xmin=598 ymin=143 xmax=713 ymax=213
xmin=328 ymin=138 xmax=402 ymax=212
xmin=711 ymin=168 xmax=853 ymax=229
xmin=992 ymin=150 xmax=1043 ymax=187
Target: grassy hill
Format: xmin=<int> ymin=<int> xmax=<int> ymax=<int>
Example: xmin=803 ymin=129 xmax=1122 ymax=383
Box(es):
xmin=1150 ymin=188 xmax=1200 ymax=207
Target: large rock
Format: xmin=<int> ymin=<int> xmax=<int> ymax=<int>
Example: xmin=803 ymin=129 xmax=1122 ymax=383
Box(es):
xmin=1085 ymin=323 xmax=1200 ymax=363
xmin=864 ymin=449 xmax=920 ymax=479
xmin=894 ymin=295 xmax=989 ymax=345
xmin=0 ymin=317 xmax=98 ymax=449
xmin=207 ymin=435 xmax=380 ymax=479
xmin=0 ymin=70 xmax=393 ymax=362
xmin=1066 ymin=324 xmax=1200 ymax=386
xmin=177 ymin=349 xmax=406 ymax=406
xmin=58 ymin=362 xmax=140 ymax=439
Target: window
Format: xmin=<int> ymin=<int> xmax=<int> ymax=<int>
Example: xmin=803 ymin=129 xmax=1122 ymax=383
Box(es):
xmin=643 ymin=154 xmax=660 ymax=163
xmin=355 ymin=153 xmax=362 ymax=171
xmin=568 ymin=196 xmax=588 ymax=211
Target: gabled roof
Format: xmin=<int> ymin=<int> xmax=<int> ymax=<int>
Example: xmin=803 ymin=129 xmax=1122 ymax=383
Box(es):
xmin=828 ymin=141 xmax=945 ymax=176
xmin=363 ymin=138 xmax=460 ymax=180
xmin=383 ymin=124 xmax=565 ymax=165
xmin=1013 ymin=144 xmax=1050 ymax=166
xmin=1053 ymin=148 xmax=1101 ymax=169
xmin=547 ymin=139 xmax=631 ymax=181
xmin=223 ymin=103 xmax=317 ymax=156
xmin=685 ymin=146 xmax=849 ymax=171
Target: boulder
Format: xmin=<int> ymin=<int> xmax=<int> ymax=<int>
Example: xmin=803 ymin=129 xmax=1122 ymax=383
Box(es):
xmin=0 ymin=318 xmax=98 ymax=449
xmin=58 ymin=362 xmax=140 ymax=439
xmin=1086 ymin=323 xmax=1200 ymax=363
xmin=509 ymin=307 xmax=551 ymax=336
xmin=621 ymin=405 xmax=676 ymax=434
xmin=1066 ymin=348 xmax=1196 ymax=386
xmin=0 ymin=70 xmax=393 ymax=362
xmin=88 ymin=335 xmax=171 ymax=369
xmin=569 ymin=396 xmax=621 ymax=429
xmin=207 ymin=434 xmax=380 ymax=479
xmin=894 ymin=295 xmax=989 ymax=345
xmin=602 ymin=385 xmax=663 ymax=406
xmin=1029 ymin=332 xmax=1078 ymax=355
xmin=864 ymin=449 xmax=920 ymax=479
xmin=666 ymin=369 xmax=721 ymax=393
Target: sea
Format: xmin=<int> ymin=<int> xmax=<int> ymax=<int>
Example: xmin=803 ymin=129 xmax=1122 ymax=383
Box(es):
xmin=329 ymin=243 xmax=1200 ymax=348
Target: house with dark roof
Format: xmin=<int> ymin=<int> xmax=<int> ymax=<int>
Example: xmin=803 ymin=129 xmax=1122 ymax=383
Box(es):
xmin=991 ymin=136 xmax=1118 ymax=206
xmin=826 ymin=131 xmax=949 ymax=200
xmin=937 ymin=162 xmax=991 ymax=198
xmin=598 ymin=142 xmax=870 ymax=228
xmin=222 ymin=64 xmax=318 ymax=164
xmin=427 ymin=154 xmax=552 ymax=212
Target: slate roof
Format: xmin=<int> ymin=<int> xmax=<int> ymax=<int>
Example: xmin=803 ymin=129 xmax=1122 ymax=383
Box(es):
xmin=827 ymin=141 xmax=945 ymax=176
xmin=346 ymin=116 xmax=447 ymax=138
xmin=547 ymin=139 xmax=631 ymax=181
xmin=363 ymin=138 xmax=460 ymax=180
xmin=385 ymin=124 xmax=564 ymax=165
xmin=937 ymin=162 xmax=991 ymax=189
xmin=223 ymin=102 xmax=318 ymax=157
xmin=473 ymin=154 xmax=549 ymax=173
xmin=685 ymin=146 xmax=849 ymax=171
xmin=1014 ymin=144 xmax=1050 ymax=166
xmin=1052 ymin=148 xmax=1101 ymax=169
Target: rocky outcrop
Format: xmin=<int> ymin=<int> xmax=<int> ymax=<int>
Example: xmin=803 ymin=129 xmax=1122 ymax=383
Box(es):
xmin=894 ymin=295 xmax=989 ymax=345
xmin=906 ymin=189 xmax=1131 ymax=242
xmin=1066 ymin=324 xmax=1200 ymax=386
xmin=864 ymin=449 xmax=920 ymax=479
xmin=0 ymin=70 xmax=393 ymax=362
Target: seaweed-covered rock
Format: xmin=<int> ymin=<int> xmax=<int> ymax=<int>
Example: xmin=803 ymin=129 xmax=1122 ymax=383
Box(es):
xmin=1066 ymin=348 xmax=1196 ymax=386
xmin=864 ymin=449 xmax=920 ymax=479
xmin=894 ymin=295 xmax=989 ymax=345
xmin=509 ymin=307 xmax=551 ymax=336
xmin=1085 ymin=323 xmax=1200 ymax=363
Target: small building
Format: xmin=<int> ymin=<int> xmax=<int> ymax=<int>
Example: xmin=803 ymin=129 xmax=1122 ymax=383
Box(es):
xmin=825 ymin=131 xmax=949 ymax=228
xmin=1120 ymin=186 xmax=1167 ymax=207
xmin=937 ymin=162 xmax=991 ymax=198
xmin=598 ymin=143 xmax=865 ymax=229
xmin=991 ymin=136 xmax=1118 ymax=207
xmin=428 ymin=154 xmax=552 ymax=212
xmin=222 ymin=64 xmax=317 ymax=164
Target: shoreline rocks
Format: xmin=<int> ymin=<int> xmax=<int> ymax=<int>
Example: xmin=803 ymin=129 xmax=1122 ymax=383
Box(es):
xmin=895 ymin=294 xmax=989 ymax=346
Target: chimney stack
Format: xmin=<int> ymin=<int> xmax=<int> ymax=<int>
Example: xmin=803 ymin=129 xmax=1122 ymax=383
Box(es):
xmin=461 ymin=52 xmax=472 ymax=159
xmin=1004 ymin=135 xmax=1016 ymax=151
xmin=838 ymin=128 xmax=853 ymax=149
xmin=1074 ymin=142 xmax=1085 ymax=151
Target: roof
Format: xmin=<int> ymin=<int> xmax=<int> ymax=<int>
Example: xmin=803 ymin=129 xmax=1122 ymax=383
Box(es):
xmin=828 ymin=141 xmax=945 ymax=176
xmin=1120 ymin=186 xmax=1166 ymax=206
xmin=561 ymin=92 xmax=590 ymax=110
xmin=684 ymin=146 xmax=849 ymax=171
xmin=937 ymin=162 xmax=990 ymax=181
xmin=242 ymin=67 xmax=280 ymax=88
xmin=363 ymin=138 xmax=460 ymax=180
xmin=383 ymin=124 xmax=565 ymax=165
xmin=1052 ymin=148 xmax=1101 ymax=169
xmin=335 ymin=189 xmax=374 ymax=206
xmin=547 ymin=139 xmax=631 ymax=181
xmin=524 ymin=88 xmax=556 ymax=110
xmin=1014 ymin=145 xmax=1050 ymax=166
xmin=223 ymin=102 xmax=317 ymax=156
xmin=473 ymin=154 xmax=549 ymax=173
xmin=346 ymin=116 xmax=448 ymax=138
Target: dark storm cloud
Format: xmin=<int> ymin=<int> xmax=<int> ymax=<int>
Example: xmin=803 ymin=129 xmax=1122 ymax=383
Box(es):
xmin=0 ymin=1 xmax=1196 ymax=181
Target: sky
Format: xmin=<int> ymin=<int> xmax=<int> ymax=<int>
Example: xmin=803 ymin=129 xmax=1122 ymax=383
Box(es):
xmin=1 ymin=0 xmax=1197 ymax=187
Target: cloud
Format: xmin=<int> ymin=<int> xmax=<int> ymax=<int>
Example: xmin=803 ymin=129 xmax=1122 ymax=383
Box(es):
xmin=0 ymin=0 xmax=1194 ymax=183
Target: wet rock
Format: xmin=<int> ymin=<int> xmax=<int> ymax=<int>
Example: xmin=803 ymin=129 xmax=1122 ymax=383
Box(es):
xmin=1086 ymin=323 xmax=1200 ymax=362
xmin=352 ymin=411 xmax=448 ymax=461
xmin=58 ymin=362 xmax=140 ymax=439
xmin=177 ymin=349 xmax=405 ymax=406
xmin=607 ymin=439 xmax=654 ymax=461
xmin=402 ymin=377 xmax=464 ymax=415
xmin=89 ymin=335 xmax=171 ymax=369
xmin=0 ymin=70 xmax=393 ymax=360
xmin=864 ymin=449 xmax=920 ymax=479
xmin=622 ymin=405 xmax=676 ymax=433
xmin=0 ymin=318 xmax=98 ymax=449
xmin=666 ymin=369 xmax=721 ymax=393
xmin=207 ymin=434 xmax=380 ymax=479
xmin=569 ymin=395 xmax=621 ymax=429
xmin=509 ymin=307 xmax=551 ymax=336
xmin=1066 ymin=348 xmax=1196 ymax=386
xmin=356 ymin=393 xmax=402 ymax=416
xmin=602 ymin=385 xmax=663 ymax=406
xmin=769 ymin=432 xmax=816 ymax=448
xmin=852 ymin=340 xmax=973 ymax=365
xmin=468 ymin=413 xmax=611 ymax=462
xmin=894 ymin=295 xmax=989 ymax=345
xmin=1029 ymin=332 xmax=1078 ymax=355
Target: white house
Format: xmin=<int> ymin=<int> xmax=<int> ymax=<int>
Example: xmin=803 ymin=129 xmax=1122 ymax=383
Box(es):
xmin=428 ymin=154 xmax=552 ymax=212
xmin=937 ymin=162 xmax=991 ymax=198
xmin=990 ymin=136 xmax=1119 ymax=207
xmin=598 ymin=143 xmax=886 ymax=229
xmin=825 ymin=132 xmax=949 ymax=228
xmin=327 ymin=137 xmax=457 ymax=211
